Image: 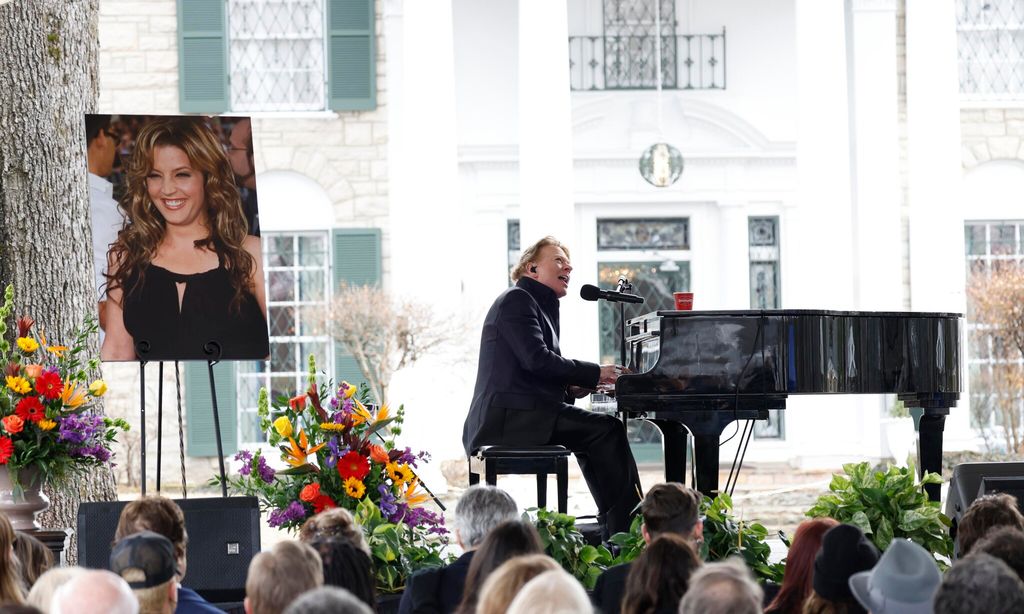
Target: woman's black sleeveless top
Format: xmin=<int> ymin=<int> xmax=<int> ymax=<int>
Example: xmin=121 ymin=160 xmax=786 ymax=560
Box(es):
xmin=122 ymin=263 xmax=269 ymax=361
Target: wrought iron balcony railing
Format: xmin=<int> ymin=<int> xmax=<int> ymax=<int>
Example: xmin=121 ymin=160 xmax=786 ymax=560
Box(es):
xmin=569 ymin=29 xmax=726 ymax=91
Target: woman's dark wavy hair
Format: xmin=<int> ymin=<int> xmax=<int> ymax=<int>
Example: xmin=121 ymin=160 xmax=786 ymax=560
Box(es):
xmin=106 ymin=116 xmax=254 ymax=312
xmin=307 ymin=537 xmax=377 ymax=610
xmin=621 ymin=533 xmax=701 ymax=614
xmin=455 ymin=520 xmax=544 ymax=614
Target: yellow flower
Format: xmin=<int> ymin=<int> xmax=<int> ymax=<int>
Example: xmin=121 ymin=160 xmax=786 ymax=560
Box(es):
xmin=397 ymin=478 xmax=430 ymax=509
xmin=282 ymin=429 xmax=326 ymax=468
xmin=319 ymin=422 xmax=346 ymax=432
xmin=16 ymin=337 xmax=38 ymax=353
xmin=273 ymin=416 xmax=293 ymax=438
xmin=5 ymin=376 xmax=30 ymax=395
xmin=88 ymin=379 xmax=108 ymax=397
xmin=61 ymin=382 xmax=86 ymax=409
xmin=375 ymin=404 xmax=390 ymax=423
xmin=38 ymin=327 xmax=67 ymax=358
xmin=339 ymin=382 xmax=356 ymax=399
xmin=351 ymin=400 xmax=372 ymax=426
xmin=38 ymin=419 xmax=56 ymax=431
xmin=387 ymin=461 xmax=413 ymax=485
xmin=344 ymin=477 xmax=366 ymax=499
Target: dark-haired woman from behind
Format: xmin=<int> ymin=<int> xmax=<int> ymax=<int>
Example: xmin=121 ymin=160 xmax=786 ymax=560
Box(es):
xmin=765 ymin=517 xmax=839 ymax=614
xmin=620 ymin=533 xmax=702 ymax=614
xmin=454 ymin=519 xmax=544 ymax=614
xmin=307 ymin=537 xmax=377 ymax=611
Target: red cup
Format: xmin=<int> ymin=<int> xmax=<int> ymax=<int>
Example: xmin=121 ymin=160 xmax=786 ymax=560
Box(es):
xmin=673 ymin=292 xmax=693 ymax=311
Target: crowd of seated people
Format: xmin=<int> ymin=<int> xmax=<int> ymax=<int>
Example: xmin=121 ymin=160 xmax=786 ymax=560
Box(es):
xmin=5 ymin=483 xmax=1024 ymax=613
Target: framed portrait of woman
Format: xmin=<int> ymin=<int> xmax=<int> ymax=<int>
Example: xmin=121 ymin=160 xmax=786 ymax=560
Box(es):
xmin=88 ymin=114 xmax=269 ymax=362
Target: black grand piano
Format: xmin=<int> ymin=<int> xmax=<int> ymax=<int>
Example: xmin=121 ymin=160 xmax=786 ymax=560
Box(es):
xmin=614 ymin=309 xmax=962 ymax=501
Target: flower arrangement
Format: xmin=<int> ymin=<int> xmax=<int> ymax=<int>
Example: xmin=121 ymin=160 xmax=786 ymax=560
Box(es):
xmin=221 ymin=357 xmax=450 ymax=592
xmin=0 ymin=285 xmax=128 ymax=493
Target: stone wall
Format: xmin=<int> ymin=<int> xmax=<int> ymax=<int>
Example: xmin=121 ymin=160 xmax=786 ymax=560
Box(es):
xmin=960 ymin=108 xmax=1024 ymax=168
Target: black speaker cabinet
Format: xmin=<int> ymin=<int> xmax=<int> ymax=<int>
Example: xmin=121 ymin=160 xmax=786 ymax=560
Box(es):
xmin=77 ymin=496 xmax=260 ymax=602
xmin=945 ymin=462 xmax=1024 ymax=559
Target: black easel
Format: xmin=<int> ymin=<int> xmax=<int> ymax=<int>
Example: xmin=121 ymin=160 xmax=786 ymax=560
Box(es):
xmin=135 ymin=341 xmax=152 ymax=496
xmin=204 ymin=341 xmax=228 ymax=497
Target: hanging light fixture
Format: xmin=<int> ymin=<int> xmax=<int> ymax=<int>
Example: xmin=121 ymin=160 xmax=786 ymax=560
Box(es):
xmin=638 ymin=0 xmax=683 ymax=188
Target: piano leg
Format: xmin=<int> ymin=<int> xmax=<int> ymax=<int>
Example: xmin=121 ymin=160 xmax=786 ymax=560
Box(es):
xmin=692 ymin=433 xmax=721 ymax=497
xmin=918 ymin=408 xmax=949 ymax=502
xmin=648 ymin=419 xmax=689 ymax=484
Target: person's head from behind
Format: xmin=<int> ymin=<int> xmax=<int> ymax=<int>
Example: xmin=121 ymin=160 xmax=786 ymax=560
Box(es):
xmin=640 ymin=482 xmax=703 ymax=544
xmin=282 ymin=586 xmax=372 ymax=614
xmin=621 ymin=533 xmax=701 ymax=614
xmin=808 ymin=524 xmax=880 ymax=614
xmin=971 ymin=524 xmax=1024 ymax=581
xmin=457 ymin=520 xmax=544 ymax=613
xmin=306 ymin=537 xmax=375 ymax=609
xmin=85 ymin=115 xmax=117 ymax=177
xmin=109 ymin=531 xmax=179 ymax=614
xmin=512 ymin=236 xmax=572 ymax=298
xmin=956 ymin=492 xmax=1024 ymax=556
xmin=0 ymin=511 xmax=23 ymax=603
xmin=51 ymin=569 xmax=138 ymax=614
xmin=475 ymin=554 xmax=560 ymax=614
xmin=13 ymin=532 xmax=53 ymax=590
xmin=299 ymin=507 xmax=369 ymax=555
xmin=679 ymin=558 xmax=763 ymax=614
xmin=245 ymin=541 xmax=323 ymax=614
xmin=506 ymin=568 xmax=591 ymax=614
xmin=934 ymin=553 xmax=1024 ymax=614
xmin=765 ymin=517 xmax=838 ymax=614
xmin=27 ymin=567 xmax=85 ymax=613
xmin=453 ymin=485 xmax=519 ymax=551
xmin=115 ymin=495 xmax=188 ymax=581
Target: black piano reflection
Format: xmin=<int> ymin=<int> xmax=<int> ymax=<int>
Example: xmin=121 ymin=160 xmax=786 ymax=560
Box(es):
xmin=613 ymin=309 xmax=961 ymax=501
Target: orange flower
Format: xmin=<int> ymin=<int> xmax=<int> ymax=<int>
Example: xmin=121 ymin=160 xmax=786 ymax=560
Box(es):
xmin=397 ymin=479 xmax=430 ymax=509
xmin=350 ymin=400 xmax=372 ymax=426
xmin=1 ymin=416 xmax=24 ymax=435
xmin=282 ymin=429 xmax=325 ymax=468
xmin=368 ymin=444 xmax=389 ymax=464
xmin=289 ymin=394 xmax=307 ymax=412
xmin=38 ymin=327 xmax=67 ymax=358
xmin=61 ymin=382 xmax=86 ymax=409
xmin=299 ymin=482 xmax=321 ymax=503
xmin=22 ymin=364 xmax=42 ymax=380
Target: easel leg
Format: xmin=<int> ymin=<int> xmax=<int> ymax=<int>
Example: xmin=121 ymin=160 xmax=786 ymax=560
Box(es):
xmin=140 ymin=361 xmax=147 ymax=497
xmin=157 ymin=362 xmax=163 ymax=492
xmin=207 ymin=361 xmax=228 ymax=497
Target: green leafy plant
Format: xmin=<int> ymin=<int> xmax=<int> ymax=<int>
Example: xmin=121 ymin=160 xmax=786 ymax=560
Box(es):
xmin=701 ymin=493 xmax=786 ymax=584
xmin=806 ymin=462 xmax=952 ymax=567
xmin=354 ymin=497 xmax=452 ymax=593
xmin=525 ymin=507 xmax=613 ymax=589
xmin=607 ymin=514 xmax=645 ymax=565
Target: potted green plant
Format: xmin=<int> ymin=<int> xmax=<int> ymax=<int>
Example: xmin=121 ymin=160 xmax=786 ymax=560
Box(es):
xmin=805 ymin=462 xmax=952 ymax=567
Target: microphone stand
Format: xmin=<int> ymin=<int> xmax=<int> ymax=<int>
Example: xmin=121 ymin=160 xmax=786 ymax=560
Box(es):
xmin=616 ymin=278 xmax=632 ymax=369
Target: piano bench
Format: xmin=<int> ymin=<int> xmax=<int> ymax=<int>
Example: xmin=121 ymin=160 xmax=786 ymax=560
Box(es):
xmin=468 ymin=445 xmax=570 ymax=514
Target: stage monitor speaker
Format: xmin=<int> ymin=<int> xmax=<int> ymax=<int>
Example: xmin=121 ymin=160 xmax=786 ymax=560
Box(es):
xmin=77 ymin=496 xmax=260 ymax=603
xmin=945 ymin=462 xmax=1024 ymax=559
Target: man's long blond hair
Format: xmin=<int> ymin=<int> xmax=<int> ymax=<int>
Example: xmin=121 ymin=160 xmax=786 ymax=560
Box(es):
xmin=511 ymin=236 xmax=570 ymax=282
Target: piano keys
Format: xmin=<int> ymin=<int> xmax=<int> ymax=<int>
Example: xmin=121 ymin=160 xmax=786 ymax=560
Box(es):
xmin=614 ymin=309 xmax=962 ymax=500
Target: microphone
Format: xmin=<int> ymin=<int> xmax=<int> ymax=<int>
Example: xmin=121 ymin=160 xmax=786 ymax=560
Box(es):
xmin=580 ymin=284 xmax=645 ymax=304
xmin=615 ymin=275 xmax=629 ymax=293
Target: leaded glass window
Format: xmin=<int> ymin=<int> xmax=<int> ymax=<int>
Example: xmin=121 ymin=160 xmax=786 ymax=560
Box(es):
xmin=508 ymin=219 xmax=520 ymax=285
xmin=597 ymin=218 xmax=689 ymax=251
xmin=228 ymin=0 xmax=327 ymax=111
xmin=749 ymin=216 xmax=783 ymax=438
xmin=238 ymin=231 xmax=332 ymax=444
xmin=957 ymin=0 xmax=1024 ymax=98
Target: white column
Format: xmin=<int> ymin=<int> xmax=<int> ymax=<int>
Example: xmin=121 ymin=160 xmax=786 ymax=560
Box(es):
xmin=790 ymin=0 xmax=855 ymax=311
xmin=518 ymin=0 xmax=575 ymax=247
xmin=385 ymin=0 xmax=463 ymax=483
xmin=905 ymin=0 xmax=965 ymax=312
xmin=848 ymin=0 xmax=902 ymax=311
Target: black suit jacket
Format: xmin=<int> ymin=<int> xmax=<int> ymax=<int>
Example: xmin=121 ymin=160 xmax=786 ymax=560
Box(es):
xmin=592 ymin=561 xmax=632 ymax=614
xmin=462 ymin=277 xmax=600 ymax=454
xmin=397 ymin=551 xmax=475 ymax=614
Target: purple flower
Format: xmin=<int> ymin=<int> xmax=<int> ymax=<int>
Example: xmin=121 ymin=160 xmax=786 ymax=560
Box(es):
xmin=234 ymin=451 xmax=254 ymax=476
xmin=324 ymin=437 xmax=344 ymax=469
xmin=378 ymin=484 xmax=398 ymax=519
xmin=70 ymin=443 xmax=111 ymax=462
xmin=397 ymin=447 xmax=418 ymax=467
xmin=256 ymin=456 xmax=275 ymax=484
xmin=58 ymin=413 xmax=103 ymax=445
xmin=329 ymin=396 xmax=339 ymax=409
xmin=267 ymin=501 xmax=306 ymax=528
xmin=403 ymin=506 xmax=448 ymax=535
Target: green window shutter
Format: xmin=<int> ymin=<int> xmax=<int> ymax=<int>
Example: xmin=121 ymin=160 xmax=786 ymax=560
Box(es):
xmin=177 ymin=0 xmax=229 ymax=113
xmin=327 ymin=0 xmax=377 ymax=111
xmin=332 ymin=228 xmax=382 ymax=388
xmin=185 ymin=361 xmax=238 ymax=458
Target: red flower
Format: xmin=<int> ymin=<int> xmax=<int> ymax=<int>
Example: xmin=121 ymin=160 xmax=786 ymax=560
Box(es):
xmin=34 ymin=371 xmax=62 ymax=400
xmin=337 ymin=451 xmax=370 ymax=481
xmin=299 ymin=482 xmax=321 ymax=503
xmin=15 ymin=397 xmax=45 ymax=423
xmin=16 ymin=316 xmax=33 ymax=339
xmin=312 ymin=494 xmax=336 ymax=514
xmin=0 ymin=437 xmax=12 ymax=465
xmin=289 ymin=394 xmax=307 ymax=412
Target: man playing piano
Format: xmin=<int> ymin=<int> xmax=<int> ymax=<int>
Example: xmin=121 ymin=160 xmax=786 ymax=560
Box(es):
xmin=462 ymin=236 xmax=642 ymax=537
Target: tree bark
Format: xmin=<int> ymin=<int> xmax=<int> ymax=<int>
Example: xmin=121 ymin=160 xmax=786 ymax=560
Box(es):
xmin=0 ymin=0 xmax=115 ymax=563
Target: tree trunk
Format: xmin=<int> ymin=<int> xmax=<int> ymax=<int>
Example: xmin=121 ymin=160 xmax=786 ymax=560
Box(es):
xmin=0 ymin=0 xmax=115 ymax=563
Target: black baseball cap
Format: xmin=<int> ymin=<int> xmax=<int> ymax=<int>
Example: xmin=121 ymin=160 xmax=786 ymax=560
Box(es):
xmin=110 ymin=531 xmax=179 ymax=588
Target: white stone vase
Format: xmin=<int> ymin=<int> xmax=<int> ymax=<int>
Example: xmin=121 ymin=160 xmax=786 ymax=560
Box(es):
xmin=0 ymin=466 xmax=49 ymax=531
